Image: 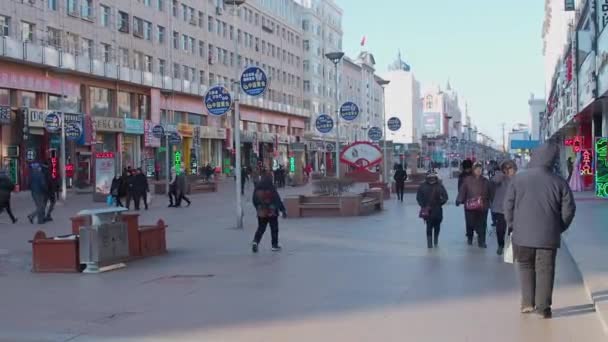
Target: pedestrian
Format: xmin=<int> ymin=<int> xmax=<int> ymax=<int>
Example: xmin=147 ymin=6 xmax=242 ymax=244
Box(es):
xmin=458 ymin=159 xmax=473 ymax=190
xmin=251 ymin=173 xmax=287 ymax=253
xmin=27 ymin=162 xmax=48 ymax=225
xmin=241 ymin=166 xmax=249 ymax=195
xmin=125 ymin=169 xmax=139 ymax=210
xmin=134 ymin=168 xmax=149 ymax=210
xmin=42 ymin=160 xmax=58 ymax=222
xmin=110 ymin=174 xmax=124 ymax=207
xmin=490 ymin=160 xmax=518 ymax=255
xmin=168 ymin=167 xmax=178 ymax=207
xmin=393 ymin=164 xmax=408 ymax=202
xmin=279 ymin=165 xmax=286 ymax=188
xmin=566 ymin=156 xmax=574 ymax=182
xmin=0 ymin=170 xmax=17 ymax=223
xmin=416 ymin=170 xmax=448 ymax=248
xmin=119 ymin=168 xmax=129 ymax=206
xmin=505 ymin=142 xmax=576 ymax=319
xmin=456 ymin=161 xmax=492 ymax=248
xmin=154 ymin=161 xmax=161 ymax=181
xmin=176 ymin=168 xmax=191 ymax=207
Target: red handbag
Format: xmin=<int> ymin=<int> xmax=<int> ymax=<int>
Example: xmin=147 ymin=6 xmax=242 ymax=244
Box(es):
xmin=465 ymin=196 xmax=484 ymax=211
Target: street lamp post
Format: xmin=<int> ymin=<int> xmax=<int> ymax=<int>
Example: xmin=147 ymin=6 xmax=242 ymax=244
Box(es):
xmin=378 ymin=80 xmax=390 ymax=182
xmin=325 ymin=51 xmax=344 ymax=179
xmin=225 ymin=0 xmax=246 ymax=229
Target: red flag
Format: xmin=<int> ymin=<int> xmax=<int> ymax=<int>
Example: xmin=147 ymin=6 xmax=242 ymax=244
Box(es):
xmin=360 ymin=36 xmax=366 ymax=47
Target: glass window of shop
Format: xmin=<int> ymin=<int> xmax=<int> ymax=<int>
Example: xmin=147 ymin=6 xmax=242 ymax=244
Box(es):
xmin=96 ymin=133 xmax=116 ymax=152
xmin=137 ymin=94 xmax=150 ymax=120
xmin=118 ymin=91 xmax=133 ymax=118
xmin=48 ymin=94 xmax=82 ymax=112
xmin=20 ymin=91 xmax=36 ymax=107
xmin=0 ymin=89 xmax=9 ymax=105
xmin=90 ymin=87 xmax=113 ymax=116
xmin=123 ymin=135 xmax=141 ymax=169
xmin=187 ymin=113 xmax=202 ymax=126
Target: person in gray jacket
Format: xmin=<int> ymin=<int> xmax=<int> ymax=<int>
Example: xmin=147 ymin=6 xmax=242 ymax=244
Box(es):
xmin=490 ymin=160 xmax=518 ymax=256
xmin=504 ymin=142 xmax=576 ymax=319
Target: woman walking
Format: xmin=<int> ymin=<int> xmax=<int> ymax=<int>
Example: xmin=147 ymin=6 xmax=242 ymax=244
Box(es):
xmin=490 ymin=160 xmax=518 ymax=255
xmin=251 ymin=174 xmax=287 ymax=253
xmin=416 ymin=170 xmax=448 ymax=248
xmin=393 ymin=164 xmax=408 ymax=202
xmin=456 ymin=162 xmax=492 ymax=248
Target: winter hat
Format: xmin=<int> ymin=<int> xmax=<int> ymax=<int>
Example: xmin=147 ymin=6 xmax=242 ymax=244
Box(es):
xmin=462 ymin=159 xmax=473 ymax=169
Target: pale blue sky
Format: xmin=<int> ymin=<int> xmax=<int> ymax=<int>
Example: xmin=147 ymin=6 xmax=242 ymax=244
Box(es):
xmin=335 ymin=0 xmax=545 ymax=142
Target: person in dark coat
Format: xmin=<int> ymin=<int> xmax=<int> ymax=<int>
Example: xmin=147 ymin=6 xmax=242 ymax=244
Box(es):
xmin=251 ymin=173 xmax=287 ymax=253
xmin=134 ymin=168 xmax=149 ymax=210
xmin=456 ymin=162 xmax=492 ymax=248
xmin=505 ymin=143 xmax=576 ymax=319
xmin=168 ymin=167 xmax=178 ymax=207
xmin=27 ymin=162 xmax=48 ymax=224
xmin=119 ymin=168 xmax=129 ymax=204
xmin=125 ymin=169 xmax=137 ymax=210
xmin=458 ymin=159 xmax=473 ymax=190
xmin=393 ymin=164 xmax=408 ymax=202
xmin=175 ymin=168 xmax=191 ymax=207
xmin=241 ymin=166 xmax=249 ymax=195
xmin=416 ymin=170 xmax=448 ymax=248
xmin=41 ymin=161 xmax=57 ymax=222
xmin=110 ymin=174 xmax=123 ymax=207
xmin=0 ymin=170 xmax=17 ymax=223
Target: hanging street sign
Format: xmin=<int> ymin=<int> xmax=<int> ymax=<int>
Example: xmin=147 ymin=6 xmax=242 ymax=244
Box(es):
xmin=65 ymin=123 xmax=82 ymax=141
xmin=44 ymin=112 xmax=61 ymax=133
xmin=240 ymin=66 xmax=268 ymax=97
xmin=326 ymin=143 xmax=335 ymax=152
xmin=204 ymin=85 xmax=233 ymax=116
xmin=152 ymin=125 xmax=165 ymax=139
xmin=387 ymin=117 xmax=401 ymax=131
xmin=339 ymin=102 xmax=359 ymax=121
xmin=368 ymin=127 xmax=383 ymax=141
xmin=315 ymin=114 xmax=334 ymax=134
xmin=169 ymin=132 xmax=182 ymax=144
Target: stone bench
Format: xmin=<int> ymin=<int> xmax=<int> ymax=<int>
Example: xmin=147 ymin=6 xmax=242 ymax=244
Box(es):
xmin=285 ymin=188 xmax=383 ymax=218
xmin=188 ymin=180 xmax=218 ymax=194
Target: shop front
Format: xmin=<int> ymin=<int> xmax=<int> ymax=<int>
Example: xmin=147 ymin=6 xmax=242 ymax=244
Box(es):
xmin=143 ymin=120 xmax=161 ymax=178
xmin=177 ymin=123 xmax=193 ymax=174
xmin=92 ymin=116 xmax=124 ymax=174
xmin=199 ymin=125 xmax=226 ymax=172
xmin=123 ymin=118 xmax=144 ymax=170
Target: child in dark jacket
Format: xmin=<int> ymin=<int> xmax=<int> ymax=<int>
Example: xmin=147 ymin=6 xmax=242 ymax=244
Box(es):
xmin=251 ymin=174 xmax=286 ymax=253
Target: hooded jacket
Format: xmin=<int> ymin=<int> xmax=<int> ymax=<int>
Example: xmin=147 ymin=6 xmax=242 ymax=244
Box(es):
xmin=252 ymin=178 xmax=285 ymax=218
xmin=416 ymin=178 xmax=448 ymax=221
xmin=504 ymin=143 xmax=576 ymax=249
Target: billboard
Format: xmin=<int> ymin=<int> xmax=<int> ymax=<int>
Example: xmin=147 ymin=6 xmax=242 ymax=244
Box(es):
xmin=422 ymin=112 xmax=441 ymax=136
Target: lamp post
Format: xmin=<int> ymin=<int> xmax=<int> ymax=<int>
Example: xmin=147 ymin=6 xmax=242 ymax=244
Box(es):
xmin=377 ymin=79 xmax=390 ymax=182
xmin=225 ymin=0 xmax=246 ymax=229
xmin=325 ymin=51 xmax=344 ymax=179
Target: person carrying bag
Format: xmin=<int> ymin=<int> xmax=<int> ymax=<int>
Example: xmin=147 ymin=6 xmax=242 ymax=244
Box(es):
xmin=416 ymin=170 xmax=448 ymax=248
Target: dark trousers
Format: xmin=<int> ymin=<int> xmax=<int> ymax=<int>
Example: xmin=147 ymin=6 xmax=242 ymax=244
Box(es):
xmin=29 ymin=192 xmax=47 ymax=224
xmin=46 ymin=195 xmax=56 ymax=219
xmin=493 ymin=212 xmax=510 ymax=248
xmin=139 ymin=192 xmax=148 ymax=210
xmin=114 ymin=195 xmax=124 ymax=207
xmin=426 ymin=218 xmax=441 ymax=239
xmin=0 ymin=202 xmax=16 ymax=223
xmin=516 ymin=246 xmax=557 ymax=311
xmin=127 ymin=192 xmax=140 ymax=210
xmin=465 ymin=209 xmax=488 ymax=243
xmin=395 ymin=182 xmax=405 ymax=201
xmin=241 ymin=180 xmax=246 ymax=195
xmin=168 ymin=187 xmax=177 ymax=206
xmin=176 ymin=192 xmax=191 ymax=206
xmin=253 ymin=216 xmax=279 ymax=247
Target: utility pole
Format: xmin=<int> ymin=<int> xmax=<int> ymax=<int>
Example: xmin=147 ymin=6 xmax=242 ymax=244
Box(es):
xmin=501 ymin=123 xmax=506 ymax=153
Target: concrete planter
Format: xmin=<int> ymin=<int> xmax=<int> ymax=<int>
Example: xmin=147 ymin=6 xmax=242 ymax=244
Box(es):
xmin=285 ymin=189 xmax=383 ymax=218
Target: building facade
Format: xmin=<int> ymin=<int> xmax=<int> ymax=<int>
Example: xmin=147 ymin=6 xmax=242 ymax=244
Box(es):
xmin=528 ymin=93 xmax=545 ymax=140
xmin=0 ymin=0 xmax=310 ymax=189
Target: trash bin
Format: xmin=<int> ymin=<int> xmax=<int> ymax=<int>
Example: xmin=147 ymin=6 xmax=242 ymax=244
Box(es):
xmin=77 ymin=207 xmax=129 ymax=273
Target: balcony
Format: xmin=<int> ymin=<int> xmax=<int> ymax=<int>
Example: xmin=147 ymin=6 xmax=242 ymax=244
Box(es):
xmin=0 ymin=36 xmax=309 ymax=118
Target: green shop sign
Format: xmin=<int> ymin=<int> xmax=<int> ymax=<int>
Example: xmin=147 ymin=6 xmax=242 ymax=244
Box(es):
xmin=596 ymin=138 xmax=608 ymax=198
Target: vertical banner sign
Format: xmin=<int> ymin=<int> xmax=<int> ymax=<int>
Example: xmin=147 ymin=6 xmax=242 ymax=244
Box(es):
xmin=174 ymin=151 xmax=182 ymax=175
xmin=596 ymin=138 xmax=608 ymax=198
xmin=94 ymin=152 xmax=115 ymax=196
xmin=565 ymin=0 xmax=575 ymax=11
xmin=580 ymin=149 xmax=594 ymax=176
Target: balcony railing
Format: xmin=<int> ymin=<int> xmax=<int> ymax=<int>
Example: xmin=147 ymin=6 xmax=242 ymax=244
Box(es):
xmin=0 ymin=36 xmax=310 ymax=118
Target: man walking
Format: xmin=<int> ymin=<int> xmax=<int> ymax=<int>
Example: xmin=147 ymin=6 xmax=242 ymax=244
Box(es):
xmin=504 ymin=142 xmax=576 ymax=319
xmin=134 ymin=168 xmax=149 ymax=210
xmin=27 ymin=162 xmax=48 ymax=224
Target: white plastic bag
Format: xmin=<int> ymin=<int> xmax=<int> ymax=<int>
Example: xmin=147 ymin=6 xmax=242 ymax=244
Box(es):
xmin=504 ymin=235 xmax=514 ymax=264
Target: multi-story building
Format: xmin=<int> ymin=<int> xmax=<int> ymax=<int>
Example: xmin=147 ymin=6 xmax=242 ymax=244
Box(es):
xmin=0 ymin=0 xmax=309 ymax=189
xmin=528 ymin=93 xmax=545 ymax=140
xmin=383 ymin=53 xmax=421 ymax=144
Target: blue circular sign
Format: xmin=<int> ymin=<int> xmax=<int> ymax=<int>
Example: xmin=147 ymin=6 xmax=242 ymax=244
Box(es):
xmin=204 ymin=85 xmax=233 ymax=116
xmin=240 ymin=66 xmax=268 ymax=97
xmin=387 ymin=117 xmax=401 ymax=131
xmin=65 ymin=123 xmax=82 ymax=141
xmin=169 ymin=132 xmax=182 ymax=144
xmin=315 ymin=114 xmax=334 ymax=134
xmin=44 ymin=112 xmax=61 ymax=132
xmin=152 ymin=125 xmax=165 ymax=139
xmin=340 ymin=102 xmax=359 ymax=121
xmin=368 ymin=127 xmax=383 ymax=141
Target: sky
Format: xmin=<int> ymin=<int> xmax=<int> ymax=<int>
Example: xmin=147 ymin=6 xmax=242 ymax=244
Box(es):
xmin=334 ymin=0 xmax=546 ymax=143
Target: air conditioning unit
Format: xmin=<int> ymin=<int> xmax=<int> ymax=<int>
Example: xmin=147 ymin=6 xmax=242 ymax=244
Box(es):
xmin=216 ymin=6 xmax=223 ymax=15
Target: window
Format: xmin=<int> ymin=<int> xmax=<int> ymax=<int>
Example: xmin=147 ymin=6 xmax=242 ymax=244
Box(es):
xmin=209 ymin=73 xmax=215 ymax=85
xmin=81 ymin=38 xmax=93 ymax=57
xmin=67 ymin=0 xmax=78 ymax=15
xmin=216 ymin=19 xmax=221 ymax=35
xmin=172 ymin=31 xmax=178 ymax=49
xmin=143 ymin=20 xmax=152 ymax=40
xmin=199 ymin=70 xmax=206 ymax=84
xmin=21 ymin=21 xmax=34 ymax=42
xmin=119 ymin=47 xmax=129 ymax=67
xmin=198 ymin=11 xmax=204 ymax=27
xmin=189 ymin=37 xmax=195 ymax=54
xmin=172 ymin=0 xmax=178 ymax=17
xmin=118 ymin=11 xmax=129 ymax=33
xmin=90 ymin=87 xmax=112 ymax=117
xmin=144 ymin=55 xmax=153 ymax=72
xmin=198 ymin=40 xmax=205 ymax=57
xmin=48 ymin=0 xmax=58 ymax=11
xmin=208 ymin=16 xmax=213 ymax=32
xmin=181 ymin=4 xmax=188 ymax=21
xmin=173 ymin=62 xmax=180 ymax=78
xmin=303 ymin=80 xmax=310 ymax=92
xmin=81 ymin=0 xmax=93 ymax=19
xmin=156 ymin=0 xmax=164 ymax=11
xmin=117 ymin=91 xmax=132 ymax=118
xmin=101 ymin=43 xmax=111 ymax=62
xmin=181 ymin=34 xmax=187 ymax=51
xmin=0 ymin=89 xmax=10 ymax=106
xmin=133 ymin=17 xmax=143 ymax=37
xmin=303 ymin=40 xmax=309 ymax=51
xmin=100 ymin=5 xmax=110 ymax=27
xmin=159 ymin=58 xmax=166 ymax=75
xmin=47 ymin=27 xmax=61 ymax=47
xmin=144 ymin=0 xmax=151 ymax=6
xmin=0 ymin=16 xmax=9 ymax=37
xmin=157 ymin=25 xmax=165 ymax=43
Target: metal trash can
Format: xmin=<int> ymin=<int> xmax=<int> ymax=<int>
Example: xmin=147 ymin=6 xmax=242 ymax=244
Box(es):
xmin=78 ymin=207 xmax=129 ymax=273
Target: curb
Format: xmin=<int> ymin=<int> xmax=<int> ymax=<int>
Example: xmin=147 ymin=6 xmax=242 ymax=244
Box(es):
xmin=563 ymin=238 xmax=608 ymax=334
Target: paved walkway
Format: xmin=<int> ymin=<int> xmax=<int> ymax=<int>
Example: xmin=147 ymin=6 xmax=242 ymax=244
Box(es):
xmin=0 ymin=177 xmax=604 ymax=341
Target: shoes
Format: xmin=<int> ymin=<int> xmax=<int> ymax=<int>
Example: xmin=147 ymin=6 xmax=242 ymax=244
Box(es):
xmin=27 ymin=215 xmax=34 ymax=224
xmin=427 ymin=236 xmax=433 ymax=249
xmin=186 ymin=202 xmax=191 ymax=207
xmin=521 ymin=306 xmax=535 ymax=314
xmin=45 ymin=217 xmax=53 ymax=222
xmin=497 ymin=247 xmax=504 ymax=255
xmin=467 ymin=237 xmax=473 ymax=245
xmin=12 ymin=218 xmax=17 ymax=224
xmin=252 ymin=242 xmax=259 ymax=253
xmin=271 ymin=245 xmax=282 ymax=252
xmin=536 ymin=308 xmax=552 ymax=319
xmin=478 ymin=243 xmax=488 ymax=249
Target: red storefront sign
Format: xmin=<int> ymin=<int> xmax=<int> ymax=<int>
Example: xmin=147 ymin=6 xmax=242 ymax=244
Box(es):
xmin=50 ymin=157 xmax=58 ymax=180
xmin=65 ymin=163 xmax=74 ymax=177
xmin=580 ymin=149 xmax=593 ymax=176
xmin=95 ymin=152 xmax=115 ymax=159
xmin=565 ymin=136 xmax=584 ymax=153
